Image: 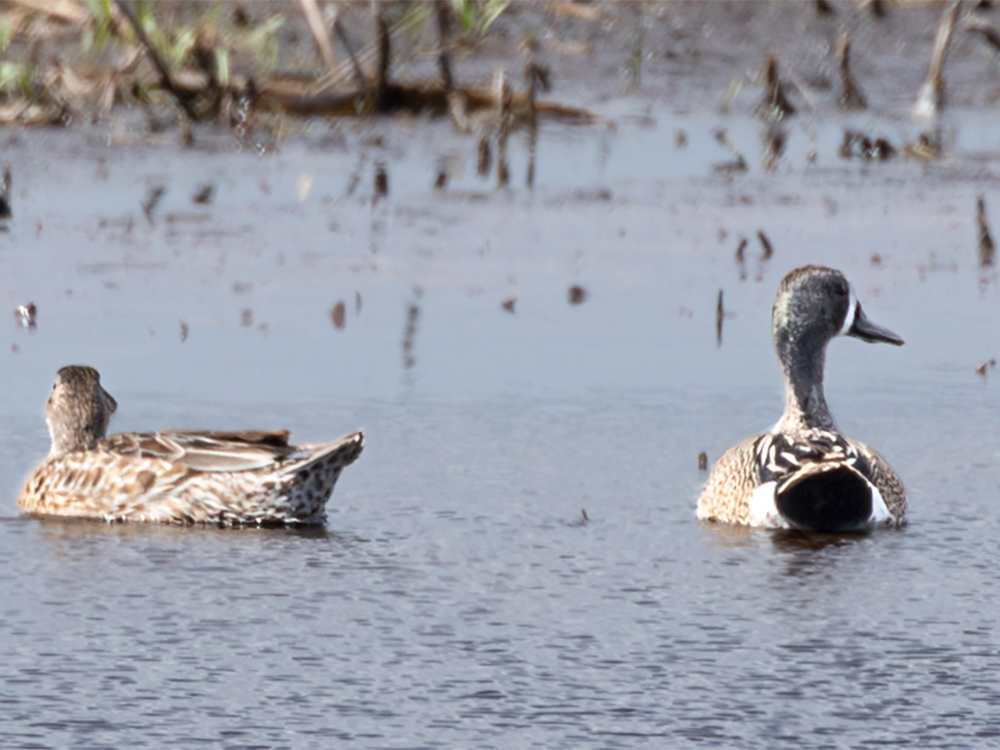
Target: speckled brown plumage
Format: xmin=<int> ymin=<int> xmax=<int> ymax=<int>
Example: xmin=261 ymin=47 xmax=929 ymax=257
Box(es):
xmin=18 ymin=366 xmax=364 ymax=525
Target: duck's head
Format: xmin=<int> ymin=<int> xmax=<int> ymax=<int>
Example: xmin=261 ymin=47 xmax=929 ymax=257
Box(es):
xmin=771 ymin=265 xmax=903 ymax=364
xmin=46 ymin=365 xmax=117 ymax=455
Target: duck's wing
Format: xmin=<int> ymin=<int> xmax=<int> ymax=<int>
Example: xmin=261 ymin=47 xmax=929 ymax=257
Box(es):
xmin=844 ymin=437 xmax=907 ymax=525
xmin=103 ymin=430 xmax=297 ymax=472
xmin=697 ymin=434 xmax=767 ymax=524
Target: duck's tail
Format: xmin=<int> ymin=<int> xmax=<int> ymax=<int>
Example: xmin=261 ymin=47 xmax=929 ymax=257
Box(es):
xmin=774 ymin=462 xmax=877 ymax=534
xmin=276 ymin=431 xmax=364 ymax=524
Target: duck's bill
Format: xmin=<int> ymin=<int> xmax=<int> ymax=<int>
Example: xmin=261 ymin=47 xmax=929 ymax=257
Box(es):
xmin=847 ymin=303 xmax=904 ymax=346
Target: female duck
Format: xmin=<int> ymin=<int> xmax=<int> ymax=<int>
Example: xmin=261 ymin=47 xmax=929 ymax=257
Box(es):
xmin=19 ymin=366 xmax=363 ymax=525
xmin=698 ymin=265 xmax=907 ymax=533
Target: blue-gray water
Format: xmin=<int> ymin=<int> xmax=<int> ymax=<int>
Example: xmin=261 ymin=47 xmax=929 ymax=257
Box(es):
xmin=3 ymin=3 xmax=1000 ymax=746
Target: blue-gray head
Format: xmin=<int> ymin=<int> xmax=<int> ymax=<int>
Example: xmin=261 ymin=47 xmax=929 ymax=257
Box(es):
xmin=772 ymin=265 xmax=903 ymax=369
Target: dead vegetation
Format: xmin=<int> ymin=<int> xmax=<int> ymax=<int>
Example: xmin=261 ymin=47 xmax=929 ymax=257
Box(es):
xmin=0 ymin=0 xmax=594 ymax=139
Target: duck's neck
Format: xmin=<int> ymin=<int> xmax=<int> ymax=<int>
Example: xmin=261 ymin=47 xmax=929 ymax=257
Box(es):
xmin=773 ymin=337 xmax=836 ymax=433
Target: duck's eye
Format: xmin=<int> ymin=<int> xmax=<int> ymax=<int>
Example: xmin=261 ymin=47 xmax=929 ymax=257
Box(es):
xmin=834 ymin=281 xmax=848 ymax=297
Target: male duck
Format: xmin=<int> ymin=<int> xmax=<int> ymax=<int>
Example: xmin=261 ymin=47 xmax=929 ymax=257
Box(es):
xmin=18 ymin=366 xmax=363 ymax=525
xmin=697 ymin=265 xmax=907 ymax=533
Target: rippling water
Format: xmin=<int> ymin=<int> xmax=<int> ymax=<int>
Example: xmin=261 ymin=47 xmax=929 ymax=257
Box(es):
xmin=3 ymin=3 xmax=1000 ymax=746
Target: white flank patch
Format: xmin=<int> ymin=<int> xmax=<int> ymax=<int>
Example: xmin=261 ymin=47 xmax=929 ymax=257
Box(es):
xmin=748 ymin=481 xmax=790 ymax=528
xmin=869 ymin=483 xmax=891 ymax=525
xmin=838 ymin=285 xmax=859 ymax=336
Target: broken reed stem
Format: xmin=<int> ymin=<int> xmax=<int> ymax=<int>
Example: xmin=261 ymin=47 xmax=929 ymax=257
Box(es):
xmin=373 ymin=11 xmax=391 ymax=111
xmin=435 ymin=0 xmax=454 ymax=92
xmin=494 ymin=68 xmax=512 ymax=187
xmin=914 ymin=0 xmax=960 ymax=117
xmin=836 ymin=31 xmax=866 ymax=110
xmin=114 ymin=0 xmax=199 ymax=122
xmin=298 ymin=0 xmax=337 ymax=72
xmin=978 ymin=195 xmax=996 ymax=268
xmin=332 ymin=17 xmax=368 ymax=93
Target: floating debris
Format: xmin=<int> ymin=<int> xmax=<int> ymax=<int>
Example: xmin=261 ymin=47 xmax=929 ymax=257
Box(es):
xmin=14 ymin=302 xmax=36 ymax=329
xmin=975 ymin=358 xmax=996 ymax=377
xmin=11 ymin=343 xmax=20 ymax=353
xmin=355 ymin=291 xmax=362 ymax=313
xmin=913 ymin=1 xmax=960 ymax=118
xmin=331 ymin=301 xmax=346 ymax=329
xmin=568 ymin=285 xmax=587 ymax=305
xmin=904 ymin=130 xmax=943 ymax=161
xmin=580 ymin=508 xmax=589 ymax=523
xmin=836 ymin=32 xmax=867 ymax=110
xmin=870 ymin=253 xmax=883 ymax=267
xmin=757 ymin=54 xmax=796 ymax=122
xmin=240 ymin=308 xmax=253 ymax=327
xmin=840 ymin=130 xmax=896 ymax=161
xmin=698 ymin=451 xmax=708 ymax=471
xmin=192 ymin=183 xmax=214 ymax=204
xmin=179 ymin=321 xmax=189 ymax=342
xmin=141 ymin=185 xmax=166 ymax=224
xmin=501 ymin=297 xmax=517 ymax=313
xmin=978 ymin=195 xmax=995 ymax=268
xmin=758 ymin=230 xmax=774 ymax=260
xmin=675 ymin=129 xmax=688 ymax=148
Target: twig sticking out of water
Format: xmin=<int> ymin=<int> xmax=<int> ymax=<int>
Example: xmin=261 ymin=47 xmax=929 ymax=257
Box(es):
xmin=763 ymin=123 xmax=786 ymax=172
xmin=757 ymin=55 xmax=796 ymax=122
xmin=976 ymin=358 xmax=996 ymax=377
xmin=141 ymin=185 xmax=166 ymax=225
xmin=568 ymin=285 xmax=587 ymax=305
xmin=0 ymin=168 xmax=11 ymax=219
xmin=758 ymin=230 xmax=774 ymax=260
xmin=114 ymin=0 xmax=199 ymax=122
xmin=698 ymin=451 xmax=708 ymax=471
xmin=716 ymin=289 xmax=724 ymax=346
xmin=978 ymin=195 xmax=996 ymax=268
xmin=913 ymin=1 xmax=961 ymax=119
xmin=837 ymin=32 xmax=867 ymax=110
xmin=736 ymin=237 xmax=748 ymax=280
xmin=374 ymin=162 xmax=389 ymax=199
xmin=298 ymin=0 xmax=337 ymax=72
